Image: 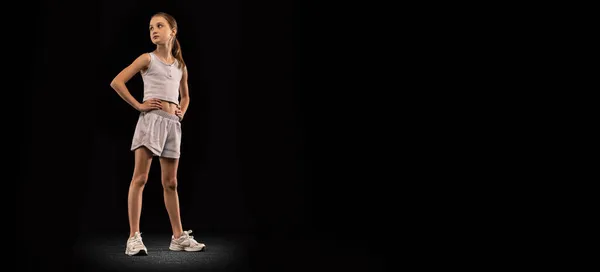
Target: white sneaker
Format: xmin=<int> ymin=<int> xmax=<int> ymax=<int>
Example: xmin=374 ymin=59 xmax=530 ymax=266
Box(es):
xmin=169 ymin=230 xmax=206 ymax=252
xmin=125 ymin=232 xmax=148 ymax=256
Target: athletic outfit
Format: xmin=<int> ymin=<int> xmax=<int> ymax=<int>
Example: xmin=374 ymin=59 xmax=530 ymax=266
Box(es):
xmin=131 ymin=52 xmax=183 ymax=159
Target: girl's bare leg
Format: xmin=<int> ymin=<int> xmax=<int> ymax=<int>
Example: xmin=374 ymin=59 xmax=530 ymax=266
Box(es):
xmin=128 ymin=147 xmax=154 ymax=237
xmin=159 ymin=157 xmax=184 ymax=238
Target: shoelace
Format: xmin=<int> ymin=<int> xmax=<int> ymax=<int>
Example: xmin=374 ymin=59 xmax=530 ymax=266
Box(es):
xmin=180 ymin=230 xmax=201 ymax=246
xmin=129 ymin=235 xmax=144 ymax=248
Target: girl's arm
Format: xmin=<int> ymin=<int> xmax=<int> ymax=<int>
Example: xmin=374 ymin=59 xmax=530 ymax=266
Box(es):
xmin=110 ymin=53 xmax=151 ymax=111
xmin=178 ymin=65 xmax=190 ymax=116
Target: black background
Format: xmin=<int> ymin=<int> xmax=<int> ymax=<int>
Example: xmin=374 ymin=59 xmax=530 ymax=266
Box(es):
xmin=15 ymin=0 xmax=394 ymax=270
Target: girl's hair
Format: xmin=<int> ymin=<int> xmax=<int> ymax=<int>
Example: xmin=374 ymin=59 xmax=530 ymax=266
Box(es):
xmin=153 ymin=12 xmax=186 ymax=70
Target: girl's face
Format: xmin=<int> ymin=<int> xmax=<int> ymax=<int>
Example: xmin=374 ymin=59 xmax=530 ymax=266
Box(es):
xmin=149 ymin=16 xmax=175 ymax=45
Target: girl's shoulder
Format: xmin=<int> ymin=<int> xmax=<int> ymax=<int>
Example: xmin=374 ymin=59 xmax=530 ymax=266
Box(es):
xmin=138 ymin=52 xmax=153 ymax=74
xmin=133 ymin=52 xmax=153 ymax=64
xmin=145 ymin=52 xmax=154 ymax=61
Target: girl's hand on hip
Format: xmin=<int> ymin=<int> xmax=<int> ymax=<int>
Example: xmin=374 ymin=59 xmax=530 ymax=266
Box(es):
xmin=175 ymin=106 xmax=184 ymax=121
xmin=139 ymin=99 xmax=163 ymax=112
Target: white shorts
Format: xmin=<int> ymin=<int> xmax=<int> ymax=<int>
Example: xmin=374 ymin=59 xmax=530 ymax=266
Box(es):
xmin=131 ymin=109 xmax=182 ymax=159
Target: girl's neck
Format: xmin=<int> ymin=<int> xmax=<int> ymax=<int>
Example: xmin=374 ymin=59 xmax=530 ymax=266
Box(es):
xmin=154 ymin=46 xmax=173 ymax=62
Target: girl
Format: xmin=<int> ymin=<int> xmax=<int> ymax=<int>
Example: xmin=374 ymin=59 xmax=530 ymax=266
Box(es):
xmin=110 ymin=12 xmax=205 ymax=256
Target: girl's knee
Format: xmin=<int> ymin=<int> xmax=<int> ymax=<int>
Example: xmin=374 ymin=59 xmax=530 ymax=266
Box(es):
xmin=162 ymin=177 xmax=177 ymax=190
xmin=132 ymin=174 xmax=149 ymax=187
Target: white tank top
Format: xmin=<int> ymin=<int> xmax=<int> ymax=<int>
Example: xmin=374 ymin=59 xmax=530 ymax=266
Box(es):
xmin=141 ymin=52 xmax=182 ymax=105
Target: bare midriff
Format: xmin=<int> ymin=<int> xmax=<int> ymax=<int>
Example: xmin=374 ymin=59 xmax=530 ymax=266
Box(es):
xmin=159 ymin=100 xmax=179 ymax=115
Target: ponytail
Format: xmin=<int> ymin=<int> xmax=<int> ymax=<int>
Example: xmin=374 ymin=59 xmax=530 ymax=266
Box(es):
xmin=173 ymin=37 xmax=185 ymax=69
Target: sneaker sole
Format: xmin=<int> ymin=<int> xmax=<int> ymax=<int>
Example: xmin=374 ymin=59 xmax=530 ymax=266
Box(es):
xmin=126 ymin=249 xmax=148 ymax=256
xmin=169 ymin=245 xmax=206 ymax=252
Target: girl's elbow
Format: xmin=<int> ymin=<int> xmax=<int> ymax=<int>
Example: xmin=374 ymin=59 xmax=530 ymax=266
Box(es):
xmin=110 ymin=80 xmax=122 ymax=89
